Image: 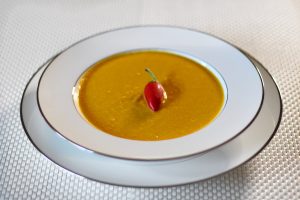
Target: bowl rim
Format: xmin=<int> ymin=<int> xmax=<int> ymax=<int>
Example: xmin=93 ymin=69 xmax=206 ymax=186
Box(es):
xmin=37 ymin=25 xmax=264 ymax=160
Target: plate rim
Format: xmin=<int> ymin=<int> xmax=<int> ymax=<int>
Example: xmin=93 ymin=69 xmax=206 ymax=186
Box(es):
xmin=20 ymin=49 xmax=282 ymax=187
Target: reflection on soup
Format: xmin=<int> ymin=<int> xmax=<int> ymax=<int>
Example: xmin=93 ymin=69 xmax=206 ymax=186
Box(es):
xmin=74 ymin=51 xmax=225 ymax=141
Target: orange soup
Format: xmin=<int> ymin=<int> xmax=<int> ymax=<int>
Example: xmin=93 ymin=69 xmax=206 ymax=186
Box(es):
xmin=74 ymin=51 xmax=225 ymax=141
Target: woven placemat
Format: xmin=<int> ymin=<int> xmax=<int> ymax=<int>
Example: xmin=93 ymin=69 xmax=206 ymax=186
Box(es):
xmin=0 ymin=0 xmax=299 ymax=199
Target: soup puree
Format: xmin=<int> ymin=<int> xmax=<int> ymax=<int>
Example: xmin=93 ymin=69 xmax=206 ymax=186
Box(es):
xmin=74 ymin=51 xmax=225 ymax=141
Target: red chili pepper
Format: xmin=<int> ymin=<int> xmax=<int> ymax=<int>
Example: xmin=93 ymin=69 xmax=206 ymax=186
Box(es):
xmin=144 ymin=68 xmax=167 ymax=112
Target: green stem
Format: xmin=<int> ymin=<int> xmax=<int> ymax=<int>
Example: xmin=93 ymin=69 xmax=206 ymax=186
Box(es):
xmin=145 ymin=68 xmax=158 ymax=82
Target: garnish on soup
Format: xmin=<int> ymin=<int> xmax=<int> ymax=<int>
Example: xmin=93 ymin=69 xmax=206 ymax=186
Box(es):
xmin=144 ymin=68 xmax=167 ymax=112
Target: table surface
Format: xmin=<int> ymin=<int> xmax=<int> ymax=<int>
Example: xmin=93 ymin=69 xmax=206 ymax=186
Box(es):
xmin=0 ymin=0 xmax=299 ymax=199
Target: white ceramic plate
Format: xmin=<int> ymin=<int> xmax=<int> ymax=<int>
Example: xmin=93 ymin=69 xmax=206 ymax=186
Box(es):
xmin=37 ymin=26 xmax=263 ymax=160
xmin=21 ymin=52 xmax=281 ymax=187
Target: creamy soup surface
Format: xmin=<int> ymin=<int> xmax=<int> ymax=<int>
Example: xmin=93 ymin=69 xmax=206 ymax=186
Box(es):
xmin=74 ymin=51 xmax=225 ymax=141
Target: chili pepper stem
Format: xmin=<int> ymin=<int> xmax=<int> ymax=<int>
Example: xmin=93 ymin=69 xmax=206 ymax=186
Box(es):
xmin=145 ymin=68 xmax=158 ymax=82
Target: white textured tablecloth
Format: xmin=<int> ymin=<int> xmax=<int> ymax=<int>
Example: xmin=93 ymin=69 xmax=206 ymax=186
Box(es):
xmin=0 ymin=0 xmax=299 ymax=199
